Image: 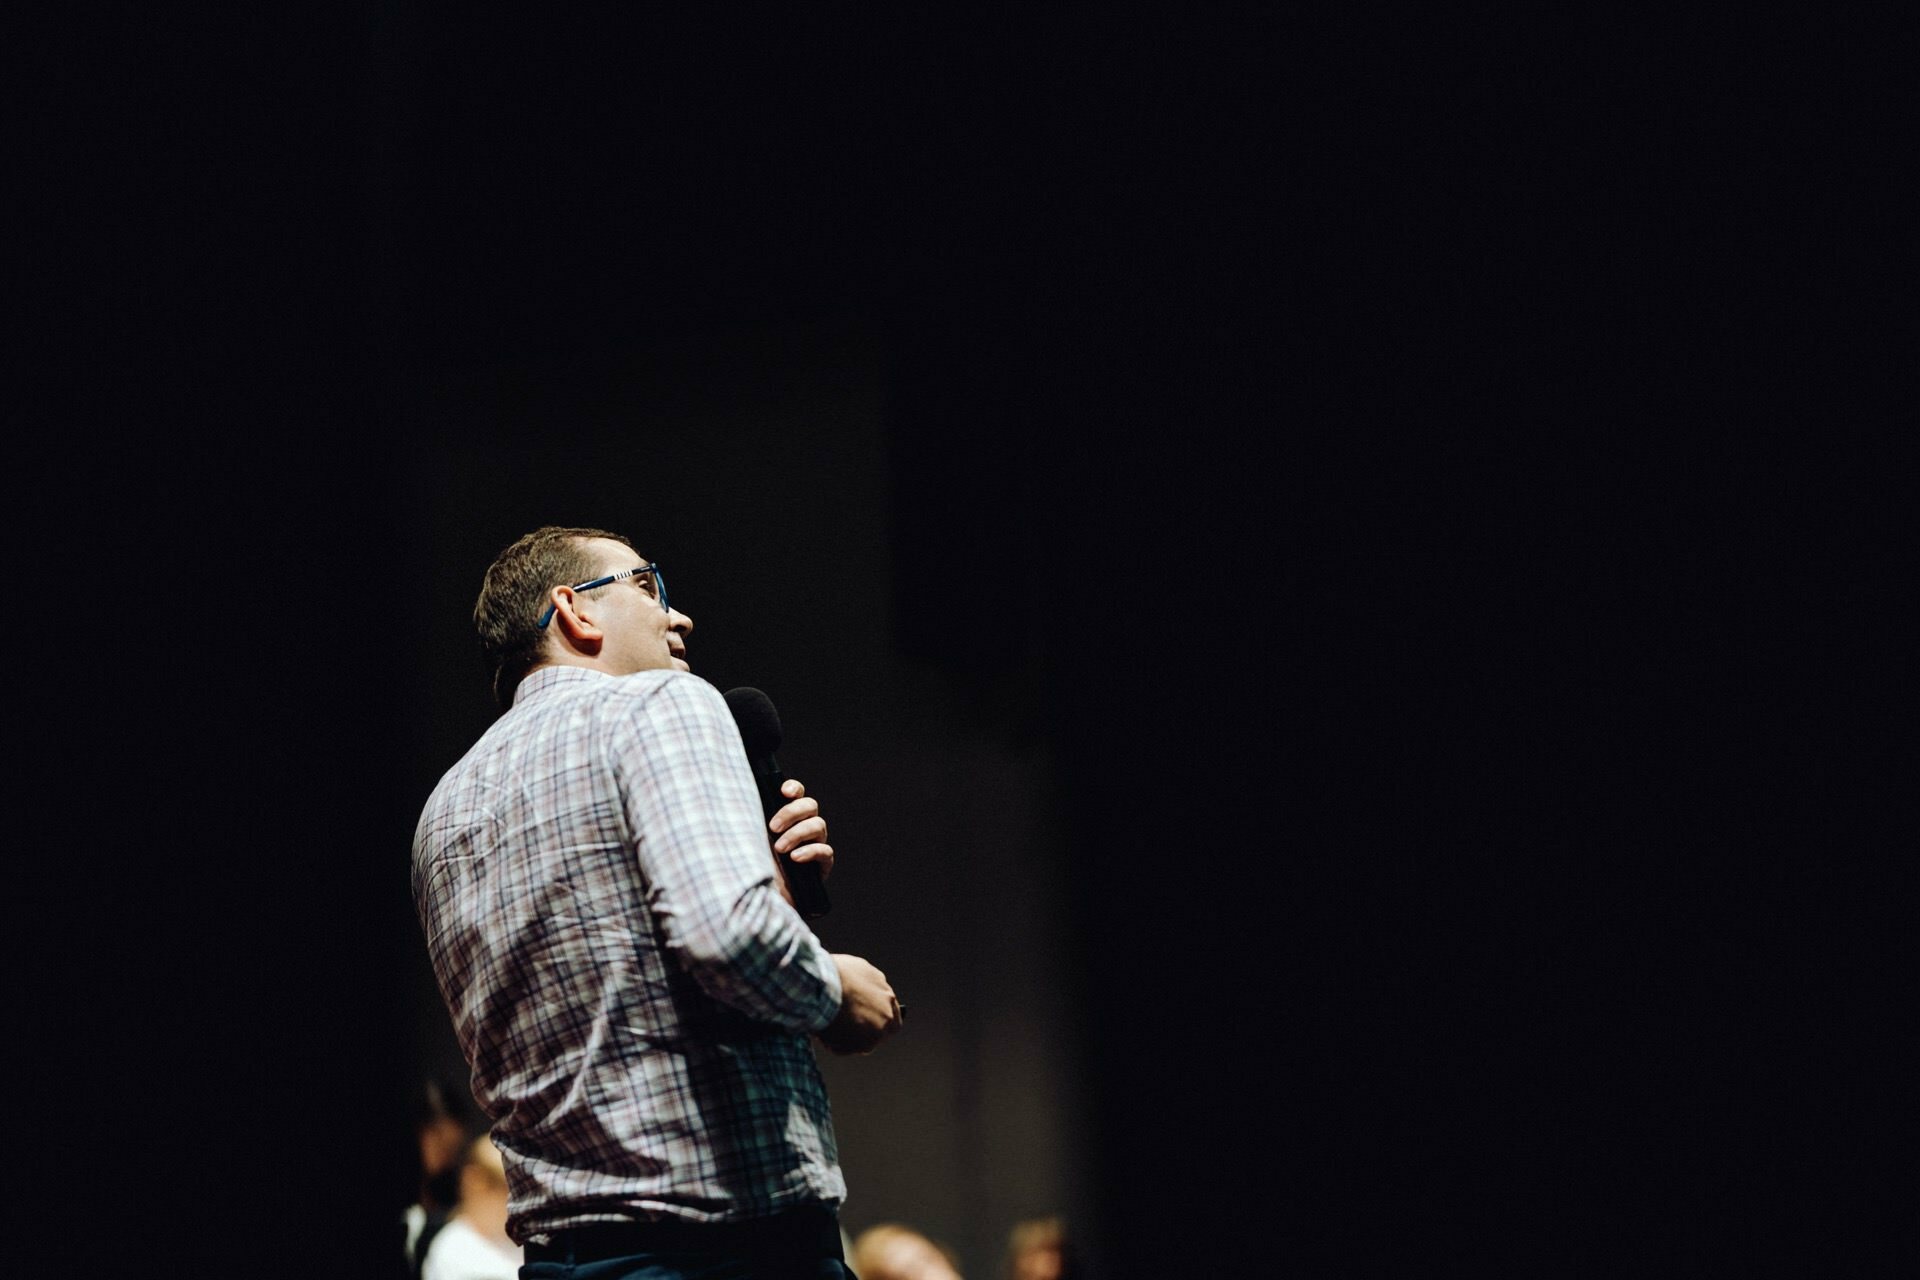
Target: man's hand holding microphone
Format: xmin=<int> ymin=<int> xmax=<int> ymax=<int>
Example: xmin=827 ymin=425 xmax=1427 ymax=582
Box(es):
xmin=724 ymin=686 xmax=902 ymax=1056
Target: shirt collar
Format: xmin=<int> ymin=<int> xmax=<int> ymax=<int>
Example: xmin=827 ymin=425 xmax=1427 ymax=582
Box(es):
xmin=512 ymin=664 xmax=614 ymax=708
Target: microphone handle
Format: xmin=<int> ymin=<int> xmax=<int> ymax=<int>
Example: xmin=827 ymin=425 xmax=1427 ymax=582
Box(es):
xmin=749 ymin=753 xmax=832 ymax=920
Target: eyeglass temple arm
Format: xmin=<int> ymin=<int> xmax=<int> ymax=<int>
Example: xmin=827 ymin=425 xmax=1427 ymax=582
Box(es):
xmin=536 ymin=565 xmax=660 ymax=628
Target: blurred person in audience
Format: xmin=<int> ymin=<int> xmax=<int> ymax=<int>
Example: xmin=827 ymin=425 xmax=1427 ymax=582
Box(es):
xmin=1003 ymin=1217 xmax=1074 ymax=1280
xmin=405 ymin=1077 xmax=475 ymax=1276
xmin=422 ymin=1134 xmax=524 ymax=1280
xmin=850 ymin=1223 xmax=963 ymax=1280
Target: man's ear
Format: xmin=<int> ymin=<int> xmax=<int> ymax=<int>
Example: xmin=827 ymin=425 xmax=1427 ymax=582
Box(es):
xmin=548 ymin=587 xmax=605 ymax=654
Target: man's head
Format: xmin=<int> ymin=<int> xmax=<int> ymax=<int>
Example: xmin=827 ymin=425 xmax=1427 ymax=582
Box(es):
xmin=475 ymin=526 xmax=693 ymax=707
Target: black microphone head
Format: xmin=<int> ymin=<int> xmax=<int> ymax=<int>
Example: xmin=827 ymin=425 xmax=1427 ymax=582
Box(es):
xmin=723 ymin=686 xmax=783 ymax=756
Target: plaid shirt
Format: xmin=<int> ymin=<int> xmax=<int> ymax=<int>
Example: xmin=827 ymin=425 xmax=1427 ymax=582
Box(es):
xmin=413 ymin=666 xmax=846 ymax=1241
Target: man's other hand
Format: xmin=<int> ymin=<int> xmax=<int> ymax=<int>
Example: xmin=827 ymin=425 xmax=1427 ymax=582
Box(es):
xmin=819 ymin=954 xmax=903 ymax=1055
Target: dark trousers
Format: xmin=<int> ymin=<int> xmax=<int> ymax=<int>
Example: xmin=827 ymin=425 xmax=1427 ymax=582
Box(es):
xmin=520 ymin=1206 xmax=855 ymax=1280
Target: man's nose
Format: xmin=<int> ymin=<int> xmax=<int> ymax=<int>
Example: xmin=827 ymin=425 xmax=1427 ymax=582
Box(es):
xmin=669 ymin=608 xmax=693 ymax=636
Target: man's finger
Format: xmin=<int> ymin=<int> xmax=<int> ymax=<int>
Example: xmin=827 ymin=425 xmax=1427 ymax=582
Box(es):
xmin=774 ymin=816 xmax=827 ymax=851
xmin=769 ymin=797 xmax=821 ymax=834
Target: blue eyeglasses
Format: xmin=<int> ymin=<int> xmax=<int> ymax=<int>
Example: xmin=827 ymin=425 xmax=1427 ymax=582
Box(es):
xmin=537 ymin=562 xmax=668 ymax=629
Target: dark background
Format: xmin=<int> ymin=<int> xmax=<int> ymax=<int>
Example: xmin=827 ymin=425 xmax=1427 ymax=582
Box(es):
xmin=22 ymin=7 xmax=1896 ymax=1276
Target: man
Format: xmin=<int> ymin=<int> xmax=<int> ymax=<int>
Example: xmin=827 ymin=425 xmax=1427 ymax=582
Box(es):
xmin=414 ymin=526 xmax=903 ymax=1280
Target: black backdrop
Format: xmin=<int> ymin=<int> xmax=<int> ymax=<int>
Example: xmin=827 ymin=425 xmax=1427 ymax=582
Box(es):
xmin=22 ymin=7 xmax=1895 ymax=1276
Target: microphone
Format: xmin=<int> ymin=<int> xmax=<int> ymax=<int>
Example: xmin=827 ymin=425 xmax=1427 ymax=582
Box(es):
xmin=723 ymin=686 xmax=832 ymax=920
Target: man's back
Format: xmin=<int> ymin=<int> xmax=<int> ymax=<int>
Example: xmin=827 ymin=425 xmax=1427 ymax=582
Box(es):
xmin=412 ymin=665 xmax=845 ymax=1241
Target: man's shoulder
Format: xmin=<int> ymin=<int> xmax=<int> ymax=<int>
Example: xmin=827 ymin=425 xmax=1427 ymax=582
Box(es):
xmin=497 ymin=670 xmax=734 ymax=766
xmin=582 ymin=674 xmax=751 ymax=792
xmin=415 ymin=673 xmax=724 ymax=811
xmin=465 ymin=669 xmax=719 ymax=745
xmin=592 ymin=669 xmax=727 ymax=719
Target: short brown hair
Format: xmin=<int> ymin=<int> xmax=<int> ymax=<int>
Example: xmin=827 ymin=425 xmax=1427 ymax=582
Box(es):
xmin=474 ymin=526 xmax=632 ymax=708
